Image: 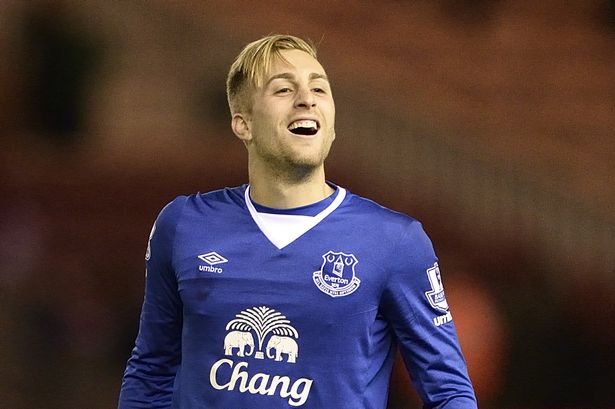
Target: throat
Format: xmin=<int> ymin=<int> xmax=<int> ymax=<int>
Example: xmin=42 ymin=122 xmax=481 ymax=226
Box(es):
xmin=251 ymin=153 xmax=323 ymax=186
xmin=248 ymin=175 xmax=334 ymax=209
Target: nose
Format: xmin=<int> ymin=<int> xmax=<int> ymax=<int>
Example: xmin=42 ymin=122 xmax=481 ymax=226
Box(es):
xmin=294 ymin=85 xmax=315 ymax=109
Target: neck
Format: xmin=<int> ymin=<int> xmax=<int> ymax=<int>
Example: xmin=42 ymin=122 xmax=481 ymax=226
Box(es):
xmin=248 ymin=163 xmax=334 ymax=209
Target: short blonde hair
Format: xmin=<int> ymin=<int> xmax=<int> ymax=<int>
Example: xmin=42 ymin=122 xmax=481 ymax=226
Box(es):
xmin=226 ymin=34 xmax=317 ymax=114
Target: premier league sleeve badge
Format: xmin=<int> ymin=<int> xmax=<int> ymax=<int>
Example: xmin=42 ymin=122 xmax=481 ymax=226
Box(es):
xmin=424 ymin=262 xmax=449 ymax=312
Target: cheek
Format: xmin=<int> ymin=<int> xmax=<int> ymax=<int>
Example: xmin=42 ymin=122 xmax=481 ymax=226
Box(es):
xmin=324 ymin=103 xmax=336 ymax=127
xmin=251 ymin=115 xmax=277 ymax=138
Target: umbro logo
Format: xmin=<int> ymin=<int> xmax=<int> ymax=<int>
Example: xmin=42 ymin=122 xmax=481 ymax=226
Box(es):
xmin=198 ymin=251 xmax=228 ymax=274
xmin=199 ymin=252 xmax=228 ymax=265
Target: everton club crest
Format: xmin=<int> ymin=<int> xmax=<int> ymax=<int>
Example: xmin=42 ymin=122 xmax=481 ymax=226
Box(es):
xmin=313 ymin=251 xmax=361 ymax=298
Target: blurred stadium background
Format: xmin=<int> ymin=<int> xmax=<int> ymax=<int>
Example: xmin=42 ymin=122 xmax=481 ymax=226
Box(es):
xmin=1 ymin=1 xmax=614 ymax=408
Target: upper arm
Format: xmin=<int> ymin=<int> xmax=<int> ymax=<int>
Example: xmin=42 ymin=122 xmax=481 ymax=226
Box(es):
xmin=118 ymin=197 xmax=186 ymax=408
xmin=380 ymin=221 xmax=477 ymax=408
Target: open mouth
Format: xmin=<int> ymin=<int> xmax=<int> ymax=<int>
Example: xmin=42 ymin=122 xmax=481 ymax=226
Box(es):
xmin=288 ymin=119 xmax=319 ymax=136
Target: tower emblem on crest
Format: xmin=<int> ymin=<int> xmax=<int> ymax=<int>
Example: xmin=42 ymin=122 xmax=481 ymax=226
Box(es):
xmin=312 ymin=251 xmax=361 ymax=298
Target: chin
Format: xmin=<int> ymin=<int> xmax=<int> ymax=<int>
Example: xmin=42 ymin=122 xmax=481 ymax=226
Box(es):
xmin=289 ymin=158 xmax=323 ymax=169
xmin=283 ymin=154 xmax=326 ymax=172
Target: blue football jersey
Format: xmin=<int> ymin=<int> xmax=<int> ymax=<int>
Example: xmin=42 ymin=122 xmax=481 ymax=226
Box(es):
xmin=118 ymin=184 xmax=477 ymax=408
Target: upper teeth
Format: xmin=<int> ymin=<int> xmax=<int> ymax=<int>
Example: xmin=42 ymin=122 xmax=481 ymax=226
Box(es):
xmin=289 ymin=120 xmax=318 ymax=130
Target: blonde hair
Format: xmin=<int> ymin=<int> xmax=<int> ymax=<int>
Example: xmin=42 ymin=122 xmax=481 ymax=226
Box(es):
xmin=226 ymin=34 xmax=317 ymax=114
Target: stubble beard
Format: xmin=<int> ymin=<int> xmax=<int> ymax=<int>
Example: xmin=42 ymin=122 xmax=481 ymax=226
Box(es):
xmin=257 ymin=129 xmax=334 ymax=185
xmin=263 ymin=146 xmax=328 ymax=185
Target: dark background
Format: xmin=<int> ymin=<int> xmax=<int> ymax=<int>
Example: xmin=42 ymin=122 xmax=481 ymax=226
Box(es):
xmin=1 ymin=1 xmax=614 ymax=408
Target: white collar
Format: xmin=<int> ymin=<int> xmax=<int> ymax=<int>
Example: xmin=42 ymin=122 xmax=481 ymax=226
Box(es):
xmin=244 ymin=185 xmax=346 ymax=249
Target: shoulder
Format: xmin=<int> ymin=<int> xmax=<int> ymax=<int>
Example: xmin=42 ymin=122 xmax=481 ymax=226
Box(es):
xmin=159 ymin=185 xmax=247 ymax=219
xmin=342 ymin=189 xmax=423 ymax=233
xmin=181 ymin=185 xmax=247 ymax=211
xmin=149 ymin=185 xmax=246 ymax=252
xmin=340 ymin=188 xmax=435 ymax=258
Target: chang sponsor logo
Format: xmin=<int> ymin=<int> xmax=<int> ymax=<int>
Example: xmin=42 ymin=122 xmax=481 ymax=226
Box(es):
xmin=209 ymin=306 xmax=313 ymax=406
xmin=209 ymin=359 xmax=312 ymax=407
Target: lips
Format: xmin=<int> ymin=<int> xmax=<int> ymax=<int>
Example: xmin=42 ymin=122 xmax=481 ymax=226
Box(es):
xmin=287 ymin=119 xmax=319 ymax=136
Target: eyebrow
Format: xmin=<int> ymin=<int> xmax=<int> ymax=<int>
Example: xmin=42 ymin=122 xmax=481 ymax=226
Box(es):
xmin=264 ymin=72 xmax=329 ymax=86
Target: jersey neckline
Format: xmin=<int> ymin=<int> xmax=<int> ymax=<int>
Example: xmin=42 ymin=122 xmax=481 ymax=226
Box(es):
xmin=248 ymin=184 xmax=340 ymax=216
xmin=244 ymin=184 xmax=346 ymax=249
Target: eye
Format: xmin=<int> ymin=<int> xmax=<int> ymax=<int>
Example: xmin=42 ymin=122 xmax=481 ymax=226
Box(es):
xmin=312 ymin=87 xmax=326 ymax=94
xmin=275 ymin=87 xmax=292 ymax=94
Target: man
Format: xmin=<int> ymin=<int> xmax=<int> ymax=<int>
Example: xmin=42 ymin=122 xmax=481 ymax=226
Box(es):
xmin=119 ymin=34 xmax=477 ymax=408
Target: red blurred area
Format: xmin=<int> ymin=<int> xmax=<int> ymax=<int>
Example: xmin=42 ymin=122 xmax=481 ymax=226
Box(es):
xmin=1 ymin=1 xmax=614 ymax=408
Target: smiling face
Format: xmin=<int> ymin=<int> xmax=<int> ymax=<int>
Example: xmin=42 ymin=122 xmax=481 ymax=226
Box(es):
xmin=232 ymin=49 xmax=336 ymax=178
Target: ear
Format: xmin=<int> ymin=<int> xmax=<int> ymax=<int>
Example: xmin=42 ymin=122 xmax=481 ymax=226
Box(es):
xmin=231 ymin=113 xmax=252 ymax=143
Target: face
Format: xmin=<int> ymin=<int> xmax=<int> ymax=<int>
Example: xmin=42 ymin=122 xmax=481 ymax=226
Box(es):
xmin=233 ymin=49 xmax=336 ymax=176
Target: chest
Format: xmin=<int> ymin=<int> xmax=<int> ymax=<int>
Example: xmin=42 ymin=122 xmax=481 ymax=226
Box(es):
xmin=172 ymin=217 xmax=387 ymax=329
